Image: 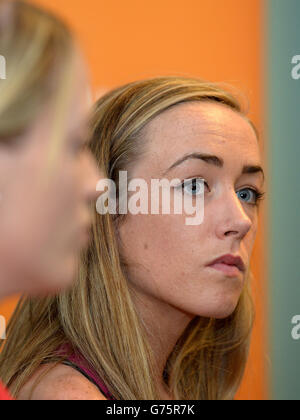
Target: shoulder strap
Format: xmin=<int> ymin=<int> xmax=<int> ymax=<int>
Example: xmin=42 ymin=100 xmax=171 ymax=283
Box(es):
xmin=61 ymin=360 xmax=112 ymax=399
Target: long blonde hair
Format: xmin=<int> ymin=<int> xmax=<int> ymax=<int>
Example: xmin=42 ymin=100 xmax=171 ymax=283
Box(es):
xmin=0 ymin=76 xmax=255 ymax=400
xmin=0 ymin=0 xmax=77 ymax=169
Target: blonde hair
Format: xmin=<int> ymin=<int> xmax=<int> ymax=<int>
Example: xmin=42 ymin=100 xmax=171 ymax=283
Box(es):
xmin=0 ymin=76 xmax=255 ymax=400
xmin=0 ymin=0 xmax=77 ymax=171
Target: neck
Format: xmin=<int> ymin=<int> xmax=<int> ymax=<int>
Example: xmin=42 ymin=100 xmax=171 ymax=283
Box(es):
xmin=129 ymin=287 xmax=195 ymax=398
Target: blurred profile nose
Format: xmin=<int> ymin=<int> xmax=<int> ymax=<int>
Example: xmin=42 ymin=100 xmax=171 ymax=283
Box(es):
xmin=83 ymin=150 xmax=103 ymax=203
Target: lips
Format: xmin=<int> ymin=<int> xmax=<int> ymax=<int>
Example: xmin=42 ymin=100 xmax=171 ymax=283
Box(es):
xmin=206 ymin=254 xmax=245 ymax=272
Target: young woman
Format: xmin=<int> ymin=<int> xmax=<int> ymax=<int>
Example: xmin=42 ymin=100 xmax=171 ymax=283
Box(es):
xmin=0 ymin=76 xmax=265 ymax=400
xmin=0 ymin=0 xmax=101 ymax=399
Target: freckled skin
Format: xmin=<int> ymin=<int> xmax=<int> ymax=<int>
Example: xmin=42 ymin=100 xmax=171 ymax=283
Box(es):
xmin=120 ymin=102 xmax=260 ymax=317
xmin=117 ymin=100 xmax=264 ymax=397
xmin=119 ymin=101 xmax=263 ymax=320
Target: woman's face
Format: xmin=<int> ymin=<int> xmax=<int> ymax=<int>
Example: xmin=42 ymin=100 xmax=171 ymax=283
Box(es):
xmin=0 ymin=52 xmax=100 ymax=297
xmin=118 ymin=101 xmax=264 ymax=319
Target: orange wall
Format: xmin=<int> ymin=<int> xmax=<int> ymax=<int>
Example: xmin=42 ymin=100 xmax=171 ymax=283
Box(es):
xmin=0 ymin=0 xmax=267 ymax=399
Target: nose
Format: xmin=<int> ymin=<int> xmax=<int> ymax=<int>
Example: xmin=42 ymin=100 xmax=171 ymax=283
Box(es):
xmin=82 ymin=150 xmax=103 ymax=203
xmin=215 ymin=187 xmax=252 ymax=240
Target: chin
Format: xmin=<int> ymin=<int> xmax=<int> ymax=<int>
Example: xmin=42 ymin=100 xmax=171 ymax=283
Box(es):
xmin=189 ymin=293 xmax=241 ymax=319
xmin=210 ymin=297 xmax=240 ymax=319
xmin=26 ymin=263 xmax=76 ymax=297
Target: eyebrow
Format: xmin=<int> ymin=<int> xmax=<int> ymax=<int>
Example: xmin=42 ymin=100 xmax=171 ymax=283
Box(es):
xmin=163 ymin=152 xmax=265 ymax=183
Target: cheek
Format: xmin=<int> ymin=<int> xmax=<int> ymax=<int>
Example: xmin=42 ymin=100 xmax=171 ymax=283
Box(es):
xmin=118 ymin=214 xmax=246 ymax=317
xmin=44 ymin=158 xmax=83 ymax=220
xmin=118 ymin=213 xmax=205 ymax=283
xmin=19 ymin=158 xmax=81 ymax=251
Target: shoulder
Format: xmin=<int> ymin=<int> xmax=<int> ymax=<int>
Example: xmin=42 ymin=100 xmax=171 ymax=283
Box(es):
xmin=17 ymin=363 xmax=108 ymax=400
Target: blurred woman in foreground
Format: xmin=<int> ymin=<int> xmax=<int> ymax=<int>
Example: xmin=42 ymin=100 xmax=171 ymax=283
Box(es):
xmin=0 ymin=0 xmax=100 ymax=399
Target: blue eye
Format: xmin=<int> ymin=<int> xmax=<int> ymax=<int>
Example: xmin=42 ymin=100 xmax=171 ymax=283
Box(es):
xmin=181 ymin=178 xmax=206 ymax=196
xmin=178 ymin=179 xmax=265 ymax=206
xmin=237 ymin=188 xmax=265 ymax=206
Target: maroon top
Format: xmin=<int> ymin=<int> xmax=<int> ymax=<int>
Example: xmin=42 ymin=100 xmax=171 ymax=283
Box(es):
xmin=57 ymin=344 xmax=115 ymax=400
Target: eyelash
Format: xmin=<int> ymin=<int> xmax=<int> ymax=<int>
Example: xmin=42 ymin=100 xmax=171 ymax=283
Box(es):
xmin=179 ymin=177 xmax=266 ymax=207
xmin=247 ymin=189 xmax=266 ymax=206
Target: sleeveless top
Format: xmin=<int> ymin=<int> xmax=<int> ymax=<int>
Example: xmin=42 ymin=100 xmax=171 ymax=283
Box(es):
xmin=57 ymin=344 xmax=115 ymax=400
xmin=0 ymin=381 xmax=13 ymax=400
